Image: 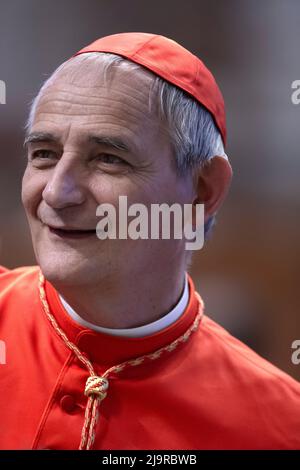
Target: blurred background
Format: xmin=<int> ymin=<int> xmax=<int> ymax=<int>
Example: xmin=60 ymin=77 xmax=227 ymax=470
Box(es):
xmin=0 ymin=0 xmax=299 ymax=379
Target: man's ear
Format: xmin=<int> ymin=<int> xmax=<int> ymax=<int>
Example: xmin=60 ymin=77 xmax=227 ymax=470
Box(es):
xmin=192 ymin=156 xmax=233 ymax=221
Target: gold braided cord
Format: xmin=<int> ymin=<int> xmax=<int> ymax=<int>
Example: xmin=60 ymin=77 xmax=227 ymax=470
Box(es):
xmin=38 ymin=271 xmax=204 ymax=450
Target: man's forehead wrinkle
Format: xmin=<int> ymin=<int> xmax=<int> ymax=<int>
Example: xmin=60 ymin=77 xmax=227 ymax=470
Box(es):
xmin=33 ymin=109 xmax=152 ymax=135
xmin=36 ymin=84 xmax=155 ymax=123
xmin=34 ymin=96 xmax=156 ymax=132
xmin=31 ymin=89 xmax=164 ymax=144
xmin=37 ymin=90 xmax=152 ymax=116
xmin=40 ymin=79 xmax=155 ymax=106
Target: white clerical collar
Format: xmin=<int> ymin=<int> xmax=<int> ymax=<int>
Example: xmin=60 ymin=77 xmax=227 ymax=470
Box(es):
xmin=59 ymin=272 xmax=189 ymax=338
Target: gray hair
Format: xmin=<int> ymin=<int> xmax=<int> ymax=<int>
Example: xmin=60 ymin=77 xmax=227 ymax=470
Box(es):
xmin=26 ymin=52 xmax=228 ymax=239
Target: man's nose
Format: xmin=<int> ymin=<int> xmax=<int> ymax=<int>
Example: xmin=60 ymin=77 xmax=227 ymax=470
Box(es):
xmin=42 ymin=156 xmax=86 ymax=209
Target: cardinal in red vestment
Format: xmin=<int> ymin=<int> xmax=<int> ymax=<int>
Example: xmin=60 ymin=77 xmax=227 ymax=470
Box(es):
xmin=0 ymin=33 xmax=299 ymax=450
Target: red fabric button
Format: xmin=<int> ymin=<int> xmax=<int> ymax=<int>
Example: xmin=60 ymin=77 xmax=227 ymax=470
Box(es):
xmin=60 ymin=395 xmax=76 ymax=414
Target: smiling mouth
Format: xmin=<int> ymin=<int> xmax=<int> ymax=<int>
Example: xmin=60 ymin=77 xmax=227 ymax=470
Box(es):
xmin=48 ymin=226 xmax=97 ymax=239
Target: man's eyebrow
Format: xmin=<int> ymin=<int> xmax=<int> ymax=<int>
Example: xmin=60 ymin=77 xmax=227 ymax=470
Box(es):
xmin=23 ymin=132 xmax=133 ymax=153
xmin=88 ymin=135 xmax=131 ymax=153
xmin=23 ymin=132 xmax=59 ymax=148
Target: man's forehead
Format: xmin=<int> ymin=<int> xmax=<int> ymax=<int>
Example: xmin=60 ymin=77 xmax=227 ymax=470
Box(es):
xmin=26 ymin=54 xmax=170 ymax=159
xmin=31 ymin=58 xmax=160 ymax=132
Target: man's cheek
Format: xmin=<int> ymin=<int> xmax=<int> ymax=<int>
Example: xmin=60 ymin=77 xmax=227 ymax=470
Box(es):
xmin=22 ymin=173 xmax=45 ymax=210
xmin=21 ymin=167 xmax=34 ymax=203
xmin=21 ymin=185 xmax=30 ymax=212
xmin=21 ymin=179 xmax=33 ymax=209
xmin=21 ymin=185 xmax=39 ymax=220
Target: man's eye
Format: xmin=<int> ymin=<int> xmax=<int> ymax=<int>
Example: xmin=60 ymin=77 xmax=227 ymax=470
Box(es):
xmin=30 ymin=150 xmax=56 ymax=160
xmin=96 ymin=154 xmax=127 ymax=165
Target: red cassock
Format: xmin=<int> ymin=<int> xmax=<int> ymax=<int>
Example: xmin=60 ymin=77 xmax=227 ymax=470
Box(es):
xmin=0 ymin=265 xmax=299 ymax=450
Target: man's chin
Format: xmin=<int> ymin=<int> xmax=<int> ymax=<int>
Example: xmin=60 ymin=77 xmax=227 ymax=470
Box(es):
xmin=38 ymin=259 xmax=94 ymax=288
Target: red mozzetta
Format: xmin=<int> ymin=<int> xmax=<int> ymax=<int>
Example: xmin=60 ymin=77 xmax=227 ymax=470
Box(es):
xmin=0 ymin=266 xmax=299 ymax=449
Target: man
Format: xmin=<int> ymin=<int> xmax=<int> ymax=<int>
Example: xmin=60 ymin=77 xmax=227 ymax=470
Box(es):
xmin=0 ymin=32 xmax=299 ymax=450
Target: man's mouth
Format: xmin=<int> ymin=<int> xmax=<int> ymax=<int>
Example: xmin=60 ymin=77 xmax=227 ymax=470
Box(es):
xmin=47 ymin=226 xmax=97 ymax=239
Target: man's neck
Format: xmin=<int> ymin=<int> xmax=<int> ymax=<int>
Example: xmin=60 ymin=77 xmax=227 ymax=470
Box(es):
xmin=53 ymin=268 xmax=187 ymax=329
xmin=60 ymin=272 xmax=189 ymax=337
